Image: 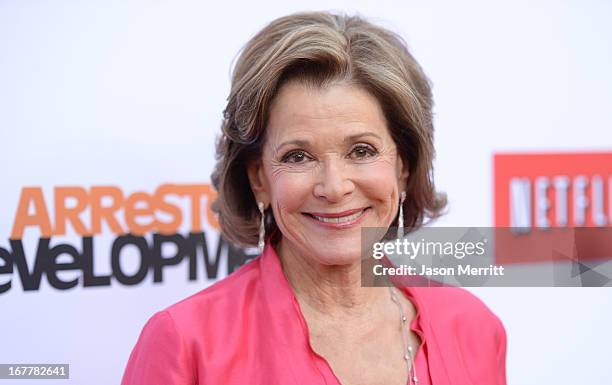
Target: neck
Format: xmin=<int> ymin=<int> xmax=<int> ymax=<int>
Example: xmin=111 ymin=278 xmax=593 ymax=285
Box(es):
xmin=277 ymin=238 xmax=389 ymax=319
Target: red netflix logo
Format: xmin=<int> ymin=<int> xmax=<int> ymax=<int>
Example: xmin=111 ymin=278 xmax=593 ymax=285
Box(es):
xmin=494 ymin=152 xmax=612 ymax=229
xmin=494 ymin=152 xmax=612 ymax=265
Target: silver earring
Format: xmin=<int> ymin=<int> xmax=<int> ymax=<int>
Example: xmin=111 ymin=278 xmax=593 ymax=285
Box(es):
xmin=397 ymin=191 xmax=406 ymax=239
xmin=258 ymin=202 xmax=265 ymax=253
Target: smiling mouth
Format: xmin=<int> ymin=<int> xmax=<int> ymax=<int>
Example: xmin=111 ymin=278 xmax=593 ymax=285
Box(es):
xmin=303 ymin=207 xmax=370 ymax=224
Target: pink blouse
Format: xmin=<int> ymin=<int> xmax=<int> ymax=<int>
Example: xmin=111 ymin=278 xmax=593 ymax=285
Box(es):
xmin=121 ymin=242 xmax=507 ymax=385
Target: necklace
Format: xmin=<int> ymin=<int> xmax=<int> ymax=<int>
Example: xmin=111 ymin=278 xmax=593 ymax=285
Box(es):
xmin=388 ymin=286 xmax=419 ymax=385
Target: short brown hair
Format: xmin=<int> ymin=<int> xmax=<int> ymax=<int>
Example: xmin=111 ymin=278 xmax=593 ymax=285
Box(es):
xmin=211 ymin=11 xmax=447 ymax=247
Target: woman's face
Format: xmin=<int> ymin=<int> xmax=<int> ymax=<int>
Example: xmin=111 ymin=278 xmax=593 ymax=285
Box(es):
xmin=248 ymin=81 xmax=408 ymax=266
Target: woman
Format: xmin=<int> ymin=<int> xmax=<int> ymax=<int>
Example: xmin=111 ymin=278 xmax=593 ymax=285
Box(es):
xmin=122 ymin=11 xmax=507 ymax=385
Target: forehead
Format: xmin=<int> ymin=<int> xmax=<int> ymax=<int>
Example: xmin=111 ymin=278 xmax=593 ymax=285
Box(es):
xmin=265 ymin=81 xmax=390 ymax=144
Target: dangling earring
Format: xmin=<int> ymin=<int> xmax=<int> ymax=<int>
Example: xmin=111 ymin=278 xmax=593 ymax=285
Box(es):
xmin=397 ymin=191 xmax=406 ymax=239
xmin=258 ymin=202 xmax=265 ymax=253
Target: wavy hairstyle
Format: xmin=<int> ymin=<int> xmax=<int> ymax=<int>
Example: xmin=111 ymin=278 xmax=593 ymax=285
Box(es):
xmin=211 ymin=11 xmax=447 ymax=247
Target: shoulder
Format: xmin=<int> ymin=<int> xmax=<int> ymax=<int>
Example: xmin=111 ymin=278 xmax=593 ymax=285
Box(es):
xmin=122 ymin=310 xmax=194 ymax=384
xmin=163 ymin=256 xmax=262 ymax=327
xmin=138 ymin=256 xmax=262 ymax=343
xmin=411 ymin=286 xmax=507 ymax=383
xmin=411 ymin=286 xmax=506 ymax=349
xmin=122 ymin=258 xmax=263 ymax=384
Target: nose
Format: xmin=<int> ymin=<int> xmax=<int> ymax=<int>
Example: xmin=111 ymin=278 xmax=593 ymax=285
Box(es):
xmin=313 ymin=157 xmax=354 ymax=202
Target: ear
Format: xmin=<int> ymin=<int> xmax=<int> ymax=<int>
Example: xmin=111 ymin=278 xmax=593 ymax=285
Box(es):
xmin=247 ymin=158 xmax=270 ymax=207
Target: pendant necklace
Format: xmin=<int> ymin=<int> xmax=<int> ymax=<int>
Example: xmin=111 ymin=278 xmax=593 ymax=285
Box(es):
xmin=389 ymin=286 xmax=419 ymax=385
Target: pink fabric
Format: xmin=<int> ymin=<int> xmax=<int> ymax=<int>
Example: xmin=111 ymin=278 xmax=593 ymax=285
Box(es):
xmin=121 ymin=242 xmax=507 ymax=385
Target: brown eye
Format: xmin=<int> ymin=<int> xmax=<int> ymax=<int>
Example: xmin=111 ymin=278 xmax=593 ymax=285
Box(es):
xmin=282 ymin=150 xmax=311 ymax=163
xmin=350 ymin=144 xmax=377 ymax=160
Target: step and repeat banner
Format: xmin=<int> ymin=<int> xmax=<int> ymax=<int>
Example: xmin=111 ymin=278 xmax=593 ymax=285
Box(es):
xmin=1 ymin=1 xmax=611 ymax=384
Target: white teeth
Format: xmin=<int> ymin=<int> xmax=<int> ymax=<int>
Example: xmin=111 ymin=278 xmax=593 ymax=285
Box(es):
xmin=312 ymin=210 xmax=364 ymax=224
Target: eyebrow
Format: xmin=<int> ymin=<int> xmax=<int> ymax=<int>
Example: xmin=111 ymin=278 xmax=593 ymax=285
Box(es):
xmin=345 ymin=132 xmax=383 ymax=142
xmin=274 ymin=132 xmax=383 ymax=153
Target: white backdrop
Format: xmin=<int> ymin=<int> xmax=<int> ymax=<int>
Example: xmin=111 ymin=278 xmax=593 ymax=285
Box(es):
xmin=1 ymin=1 xmax=611 ymax=384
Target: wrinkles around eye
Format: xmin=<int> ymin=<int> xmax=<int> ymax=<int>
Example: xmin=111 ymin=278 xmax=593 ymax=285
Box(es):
xmin=269 ymin=159 xmax=316 ymax=176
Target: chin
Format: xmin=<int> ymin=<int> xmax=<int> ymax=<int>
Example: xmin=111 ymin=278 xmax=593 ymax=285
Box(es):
xmin=309 ymin=241 xmax=363 ymax=266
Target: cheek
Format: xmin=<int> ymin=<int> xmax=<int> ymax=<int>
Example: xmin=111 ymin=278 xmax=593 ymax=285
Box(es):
xmin=268 ymin=172 xmax=312 ymax=212
xmin=356 ymin=161 xmax=400 ymax=200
